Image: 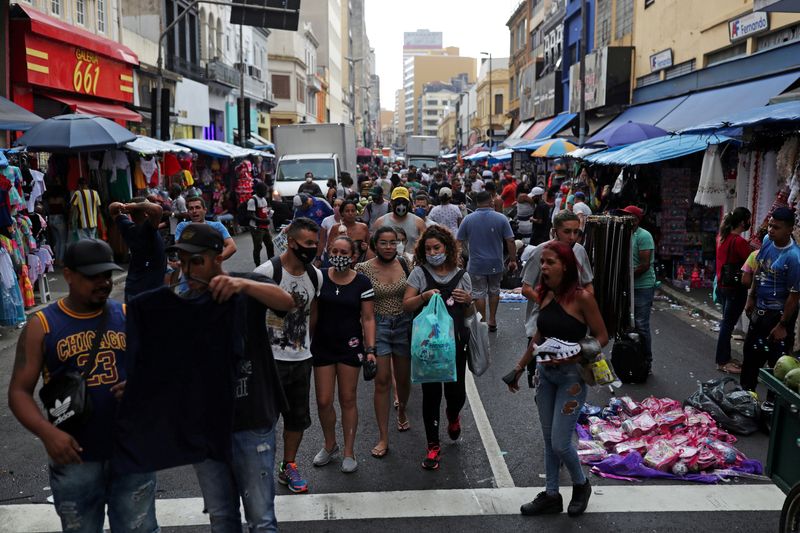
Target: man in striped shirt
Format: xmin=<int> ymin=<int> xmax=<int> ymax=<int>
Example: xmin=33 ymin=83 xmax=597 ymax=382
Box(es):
xmin=70 ymin=178 xmax=102 ymax=240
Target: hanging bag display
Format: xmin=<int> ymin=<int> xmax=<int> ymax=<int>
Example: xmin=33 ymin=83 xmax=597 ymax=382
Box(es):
xmin=411 ymin=293 xmax=456 ymax=383
xmin=38 ymin=305 xmax=109 ymax=435
xmin=465 ymin=310 xmax=490 ymax=376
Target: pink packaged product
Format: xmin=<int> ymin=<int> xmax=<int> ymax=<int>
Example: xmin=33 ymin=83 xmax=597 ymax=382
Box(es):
xmin=631 ymin=411 xmax=658 ymax=433
xmin=597 ymin=429 xmax=625 ymax=447
xmin=705 ymin=439 xmax=742 ymax=465
xmin=577 ymin=441 xmax=608 ymax=463
xmin=686 ymin=447 xmax=718 ymax=472
xmin=618 ymin=396 xmax=642 ymax=415
xmin=614 ymin=439 xmax=648 ymax=455
xmin=655 ymin=410 xmax=687 ymax=432
xmin=643 ymin=440 xmax=680 ymax=471
xmin=589 ymin=418 xmax=615 ymax=438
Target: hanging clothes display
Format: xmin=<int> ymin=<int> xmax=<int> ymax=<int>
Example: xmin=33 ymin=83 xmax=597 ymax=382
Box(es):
xmin=140 ymin=157 xmax=160 ymax=188
xmin=235 ymin=160 xmax=254 ymax=205
xmin=0 ymin=247 xmax=25 ymax=326
xmin=583 ymin=215 xmax=635 ymax=338
xmin=102 ymin=150 xmax=133 ymax=202
xmin=694 ymin=146 xmax=726 ymax=207
xmin=27 ymin=169 xmax=46 ymax=212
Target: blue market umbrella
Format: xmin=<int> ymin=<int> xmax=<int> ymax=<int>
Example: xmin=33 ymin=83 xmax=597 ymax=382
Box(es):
xmin=600 ymin=121 xmax=668 ymax=147
xmin=15 ymin=114 xmax=136 ymax=153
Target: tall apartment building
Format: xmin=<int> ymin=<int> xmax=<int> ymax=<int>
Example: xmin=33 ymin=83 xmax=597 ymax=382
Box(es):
xmin=303 ymin=0 xmax=345 ymax=122
xmin=417 ymin=82 xmax=460 ymax=136
xmin=401 ymin=29 xmax=442 ymax=135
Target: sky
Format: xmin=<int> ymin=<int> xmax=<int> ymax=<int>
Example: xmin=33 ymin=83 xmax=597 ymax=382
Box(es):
xmin=364 ymin=0 xmax=520 ymax=111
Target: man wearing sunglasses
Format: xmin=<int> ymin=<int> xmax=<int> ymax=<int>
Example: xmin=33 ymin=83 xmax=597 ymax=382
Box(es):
xmin=9 ymin=239 xmax=160 ymax=532
xmin=168 ymin=223 xmax=295 ymax=532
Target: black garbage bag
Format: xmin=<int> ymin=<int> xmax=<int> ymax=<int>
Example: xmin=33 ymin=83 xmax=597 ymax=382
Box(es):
xmin=684 ymin=377 xmax=760 ymax=435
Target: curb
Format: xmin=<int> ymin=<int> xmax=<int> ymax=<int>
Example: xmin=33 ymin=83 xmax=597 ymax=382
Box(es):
xmin=658 ymin=283 xmax=722 ymax=322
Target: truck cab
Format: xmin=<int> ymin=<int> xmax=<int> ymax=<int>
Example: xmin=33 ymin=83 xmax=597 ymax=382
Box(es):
xmin=273 ymin=152 xmax=339 ymax=201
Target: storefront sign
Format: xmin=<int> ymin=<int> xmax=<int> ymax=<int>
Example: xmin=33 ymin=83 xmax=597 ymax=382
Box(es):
xmin=175 ymin=78 xmax=210 ymax=127
xmin=729 ymin=12 xmax=770 ymax=42
xmin=518 ymin=63 xmax=536 ymax=120
xmin=533 ymin=71 xmax=562 ymax=118
xmin=568 ymin=47 xmax=633 ymax=114
xmin=15 ymin=33 xmax=135 ymax=103
xmin=649 ymin=49 xmax=673 ymax=72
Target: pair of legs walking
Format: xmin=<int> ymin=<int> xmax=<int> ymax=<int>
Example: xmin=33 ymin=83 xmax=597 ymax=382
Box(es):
xmin=315 ymin=362 xmax=361 ymax=470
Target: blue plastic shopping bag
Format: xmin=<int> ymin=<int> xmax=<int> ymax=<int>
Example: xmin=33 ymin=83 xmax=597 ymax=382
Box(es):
xmin=411 ymin=293 xmax=456 ymax=384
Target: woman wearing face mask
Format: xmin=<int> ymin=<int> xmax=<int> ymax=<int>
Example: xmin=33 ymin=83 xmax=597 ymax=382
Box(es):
xmin=714 ymin=207 xmax=752 ymax=374
xmin=318 ymin=198 xmax=344 ymax=267
xmin=355 ymin=227 xmax=413 ymax=458
xmin=402 ymin=226 xmax=473 ymax=471
xmin=311 ymin=236 xmax=377 ymax=473
xmin=393 ymin=227 xmax=415 ymax=265
xmin=326 ymin=199 xmax=372 ymax=264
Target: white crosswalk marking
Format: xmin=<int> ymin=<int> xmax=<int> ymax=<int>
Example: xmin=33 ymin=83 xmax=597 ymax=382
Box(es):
xmin=0 ymin=484 xmax=784 ymax=531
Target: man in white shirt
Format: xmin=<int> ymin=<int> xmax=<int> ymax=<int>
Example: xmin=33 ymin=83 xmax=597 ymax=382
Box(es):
xmin=572 ymin=191 xmax=593 ymax=229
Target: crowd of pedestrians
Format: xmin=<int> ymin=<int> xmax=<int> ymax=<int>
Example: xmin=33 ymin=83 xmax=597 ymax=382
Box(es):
xmin=8 ymin=155 xmax=800 ymax=532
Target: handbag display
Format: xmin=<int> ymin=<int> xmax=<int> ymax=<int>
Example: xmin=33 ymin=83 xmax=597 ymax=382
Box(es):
xmin=38 ymin=305 xmax=109 ymax=435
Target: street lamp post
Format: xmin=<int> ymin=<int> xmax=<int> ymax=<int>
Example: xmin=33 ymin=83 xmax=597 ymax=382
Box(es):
xmin=481 ymin=51 xmax=492 ymax=150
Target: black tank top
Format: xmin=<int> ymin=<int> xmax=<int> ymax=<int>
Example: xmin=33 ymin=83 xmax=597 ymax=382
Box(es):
xmin=537 ymin=299 xmax=587 ymax=343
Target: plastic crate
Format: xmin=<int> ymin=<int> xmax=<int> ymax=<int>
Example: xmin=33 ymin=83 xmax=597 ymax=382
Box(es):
xmin=759 ymin=368 xmax=800 ymax=493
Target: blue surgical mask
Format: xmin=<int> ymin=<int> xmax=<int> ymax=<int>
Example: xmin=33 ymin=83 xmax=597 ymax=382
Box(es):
xmin=414 ymin=207 xmax=427 ymax=217
xmin=426 ymin=253 xmax=446 ymax=266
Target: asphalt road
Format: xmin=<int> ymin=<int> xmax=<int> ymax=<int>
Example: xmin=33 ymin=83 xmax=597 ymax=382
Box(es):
xmin=0 ymin=232 xmax=785 ymax=532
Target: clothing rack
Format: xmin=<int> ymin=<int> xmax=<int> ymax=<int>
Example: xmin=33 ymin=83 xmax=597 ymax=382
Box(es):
xmin=583 ymin=215 xmax=635 ymax=338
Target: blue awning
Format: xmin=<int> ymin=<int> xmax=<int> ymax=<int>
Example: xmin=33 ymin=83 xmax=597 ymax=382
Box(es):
xmin=0 ymin=96 xmax=43 ymax=131
xmin=584 ymin=134 xmax=733 ymax=166
xmin=680 ymin=100 xmax=800 ymax=134
xmin=512 ymin=138 xmax=551 ymax=152
xmin=655 ymin=72 xmax=800 ymax=132
xmin=534 ymin=113 xmax=576 ymax=140
xmin=587 ymin=96 xmax=687 ymax=144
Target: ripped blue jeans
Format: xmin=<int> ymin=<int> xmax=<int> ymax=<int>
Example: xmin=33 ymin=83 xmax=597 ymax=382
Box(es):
xmin=194 ymin=425 xmax=278 ymax=533
xmin=535 ymin=362 xmax=588 ymax=494
xmin=48 ymin=462 xmax=158 ymax=533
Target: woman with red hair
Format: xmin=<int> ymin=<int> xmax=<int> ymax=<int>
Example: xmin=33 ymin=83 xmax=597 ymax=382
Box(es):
xmin=508 ymin=240 xmax=608 ymax=518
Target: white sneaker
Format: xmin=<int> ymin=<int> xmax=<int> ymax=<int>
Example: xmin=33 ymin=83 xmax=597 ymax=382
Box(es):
xmin=313 ymin=444 xmax=339 ymax=467
xmin=341 ymin=456 xmax=358 ymax=473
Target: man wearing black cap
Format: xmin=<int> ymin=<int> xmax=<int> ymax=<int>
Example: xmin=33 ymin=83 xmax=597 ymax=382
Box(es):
xmin=164 ymin=223 xmax=294 ymax=531
xmin=742 ymin=207 xmax=800 ymax=395
xmin=9 ymin=240 xmax=159 ymax=532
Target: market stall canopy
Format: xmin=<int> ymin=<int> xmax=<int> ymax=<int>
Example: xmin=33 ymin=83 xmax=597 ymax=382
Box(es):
xmin=15 ymin=113 xmax=136 ymax=152
xmin=0 ymin=96 xmax=43 ymax=131
xmin=587 ymin=96 xmax=687 ymax=144
xmin=441 ymin=152 xmax=458 ymax=160
xmin=172 ymin=139 xmax=274 ymax=159
xmin=44 ymin=92 xmax=142 ymax=123
xmin=126 ymin=135 xmax=190 ymax=155
xmin=0 ymin=152 xmax=8 ymax=167
xmin=463 ymin=143 xmax=487 ymax=156
xmin=679 ymin=100 xmax=800 ymax=134
xmin=464 ymin=150 xmax=491 ymax=161
xmin=584 ymin=134 xmax=733 ymax=166
xmin=488 ymin=148 xmax=513 ymax=162
xmin=502 ymin=119 xmax=535 ymax=146
xmin=232 ymin=130 xmax=275 ymax=150
xmin=590 ymin=121 xmax=668 ymax=147
xmin=357 ymin=147 xmax=373 ymax=157
xmin=534 ymin=113 xmax=577 ymax=141
xmin=567 ymin=146 xmax=606 ymax=159
xmin=531 ymin=139 xmax=577 ymax=158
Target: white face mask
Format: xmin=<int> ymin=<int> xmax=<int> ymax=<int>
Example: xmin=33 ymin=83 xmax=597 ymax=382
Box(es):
xmin=396 ymin=242 xmax=405 ymax=254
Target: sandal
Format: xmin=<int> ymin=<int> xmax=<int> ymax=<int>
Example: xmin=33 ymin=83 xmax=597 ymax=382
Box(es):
xmin=717 ymin=362 xmax=742 ymax=374
xmin=371 ymin=445 xmax=389 ymax=458
xmin=397 ymin=417 xmax=411 ymax=432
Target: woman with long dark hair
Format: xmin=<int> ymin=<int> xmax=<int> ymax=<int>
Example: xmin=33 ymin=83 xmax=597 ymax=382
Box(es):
xmin=402 ymin=225 xmax=473 ymax=471
xmin=508 ymin=241 xmax=608 ymax=518
xmin=714 ymin=207 xmax=752 ymax=374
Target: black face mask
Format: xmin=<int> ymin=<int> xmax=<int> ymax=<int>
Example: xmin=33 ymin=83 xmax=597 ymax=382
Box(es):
xmin=291 ymin=243 xmax=317 ymax=264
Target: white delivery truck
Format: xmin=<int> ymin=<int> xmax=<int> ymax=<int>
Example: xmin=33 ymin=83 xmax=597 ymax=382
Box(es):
xmin=273 ymin=123 xmax=357 ymax=201
xmin=405 ymin=135 xmax=440 ymax=171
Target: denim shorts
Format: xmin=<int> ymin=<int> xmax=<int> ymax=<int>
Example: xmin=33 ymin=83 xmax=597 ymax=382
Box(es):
xmin=376 ymin=313 xmax=412 ymax=357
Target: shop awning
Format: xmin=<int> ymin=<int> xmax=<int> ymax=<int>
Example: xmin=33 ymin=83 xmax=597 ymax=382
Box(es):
xmin=587 ymin=96 xmax=687 ymax=144
xmin=521 ymin=118 xmax=553 ymax=140
xmin=126 ymin=136 xmax=191 ymax=155
xmin=535 ymin=113 xmax=577 ymax=140
xmin=13 ymin=4 xmax=138 ymax=65
xmin=44 ymin=93 xmax=142 ymax=122
xmin=655 ymin=72 xmax=800 ymax=132
xmin=503 ymin=119 xmax=535 ymax=145
xmin=511 ymin=138 xmax=551 ymax=152
xmin=584 ymin=134 xmax=733 ymax=166
xmin=357 ymin=147 xmax=373 ymax=157
xmin=680 ymin=100 xmax=800 ymax=134
xmin=232 ymin=129 xmax=275 ymax=150
xmin=463 ymin=143 xmax=487 ymax=156
xmin=464 ymin=150 xmax=491 ymax=161
xmin=0 ymin=96 xmax=43 ymax=131
xmin=172 ymin=139 xmax=274 ymax=159
xmin=488 ymin=148 xmax=513 ymax=162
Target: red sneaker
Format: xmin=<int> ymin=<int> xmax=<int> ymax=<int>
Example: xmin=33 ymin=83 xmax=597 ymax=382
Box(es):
xmin=422 ymin=444 xmax=440 ymax=470
xmin=447 ymin=416 xmax=461 ymax=441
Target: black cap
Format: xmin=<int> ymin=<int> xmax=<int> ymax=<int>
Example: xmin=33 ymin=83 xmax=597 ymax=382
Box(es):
xmin=64 ymin=239 xmax=123 ymax=276
xmin=167 ymin=223 xmax=224 ymax=254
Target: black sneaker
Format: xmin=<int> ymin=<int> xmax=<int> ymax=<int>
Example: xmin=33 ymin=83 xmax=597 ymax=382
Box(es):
xmin=567 ymin=479 xmax=591 ymax=517
xmin=521 ymin=491 xmax=563 ymax=516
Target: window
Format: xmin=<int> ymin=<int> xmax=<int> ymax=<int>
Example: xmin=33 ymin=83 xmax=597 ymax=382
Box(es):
xmin=76 ymin=0 xmax=85 ymax=25
xmin=595 ymin=0 xmax=611 ymax=48
xmin=51 ymin=0 xmax=60 ymax=16
xmin=636 ymin=72 xmax=661 ymax=87
xmin=645 ymin=0 xmax=655 ymax=6
xmin=426 ymin=110 xmax=438 ymax=116
xmin=297 ymin=78 xmax=306 ymax=103
xmin=272 ymin=74 xmax=290 ymax=99
xmin=705 ymin=44 xmax=746 ymax=67
xmin=758 ymin=24 xmax=800 ymax=52
xmin=664 ymin=59 xmax=695 ymax=79
xmin=510 ymin=75 xmax=515 ymax=99
xmin=494 ymin=94 xmax=504 ymax=115
xmin=615 ymin=0 xmax=634 ymax=40
xmin=97 ymin=0 xmax=106 ymax=32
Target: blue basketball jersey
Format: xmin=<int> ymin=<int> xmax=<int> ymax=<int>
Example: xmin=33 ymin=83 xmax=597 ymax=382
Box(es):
xmin=37 ymin=299 xmax=127 ymax=461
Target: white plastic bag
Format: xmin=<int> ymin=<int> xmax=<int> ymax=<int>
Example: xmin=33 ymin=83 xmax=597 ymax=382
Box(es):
xmin=465 ymin=312 xmax=490 ymax=376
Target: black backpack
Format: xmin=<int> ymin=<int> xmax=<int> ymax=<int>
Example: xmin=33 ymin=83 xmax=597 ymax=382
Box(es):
xmin=268 ymin=255 xmax=319 ymax=294
xmin=611 ymin=331 xmax=649 ymax=384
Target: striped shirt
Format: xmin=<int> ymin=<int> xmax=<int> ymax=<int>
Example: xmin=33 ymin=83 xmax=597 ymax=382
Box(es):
xmin=70 ymin=189 xmax=101 ymax=229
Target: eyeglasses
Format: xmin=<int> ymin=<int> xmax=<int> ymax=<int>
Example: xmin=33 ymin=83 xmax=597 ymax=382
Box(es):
xmin=377 ymin=240 xmax=398 ymax=247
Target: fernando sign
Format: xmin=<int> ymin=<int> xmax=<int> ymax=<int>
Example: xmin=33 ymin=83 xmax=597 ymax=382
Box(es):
xmin=729 ymin=12 xmax=770 ymax=42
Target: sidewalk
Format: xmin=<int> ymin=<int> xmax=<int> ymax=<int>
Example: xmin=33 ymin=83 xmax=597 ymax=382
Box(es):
xmin=658 ymin=283 xmax=722 ymax=322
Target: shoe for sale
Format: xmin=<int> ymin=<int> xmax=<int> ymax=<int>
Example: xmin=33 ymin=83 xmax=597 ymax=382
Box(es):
xmin=567 ymin=479 xmax=591 ymax=517
xmin=278 ymin=462 xmax=308 ymax=493
xmin=341 ymin=456 xmax=358 ymax=473
xmin=521 ymin=491 xmax=563 ymax=516
xmin=313 ymin=444 xmax=339 ymax=467
xmin=422 ymin=444 xmax=440 ymax=470
xmin=447 ymin=413 xmax=461 ymax=441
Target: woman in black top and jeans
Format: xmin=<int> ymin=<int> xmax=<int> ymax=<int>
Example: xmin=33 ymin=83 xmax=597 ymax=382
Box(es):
xmin=403 ymin=226 xmax=473 ymax=471
xmin=508 ymin=241 xmax=608 ymax=518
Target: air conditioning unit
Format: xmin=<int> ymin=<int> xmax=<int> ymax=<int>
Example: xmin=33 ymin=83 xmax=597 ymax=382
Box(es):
xmin=248 ymin=65 xmax=262 ymax=80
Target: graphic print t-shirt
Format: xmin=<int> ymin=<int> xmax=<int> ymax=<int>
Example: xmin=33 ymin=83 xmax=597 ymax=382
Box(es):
xmin=254 ymin=260 xmax=323 ymax=362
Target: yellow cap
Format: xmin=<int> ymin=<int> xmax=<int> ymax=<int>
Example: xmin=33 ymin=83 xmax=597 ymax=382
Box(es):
xmin=391 ymin=187 xmax=410 ymax=201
